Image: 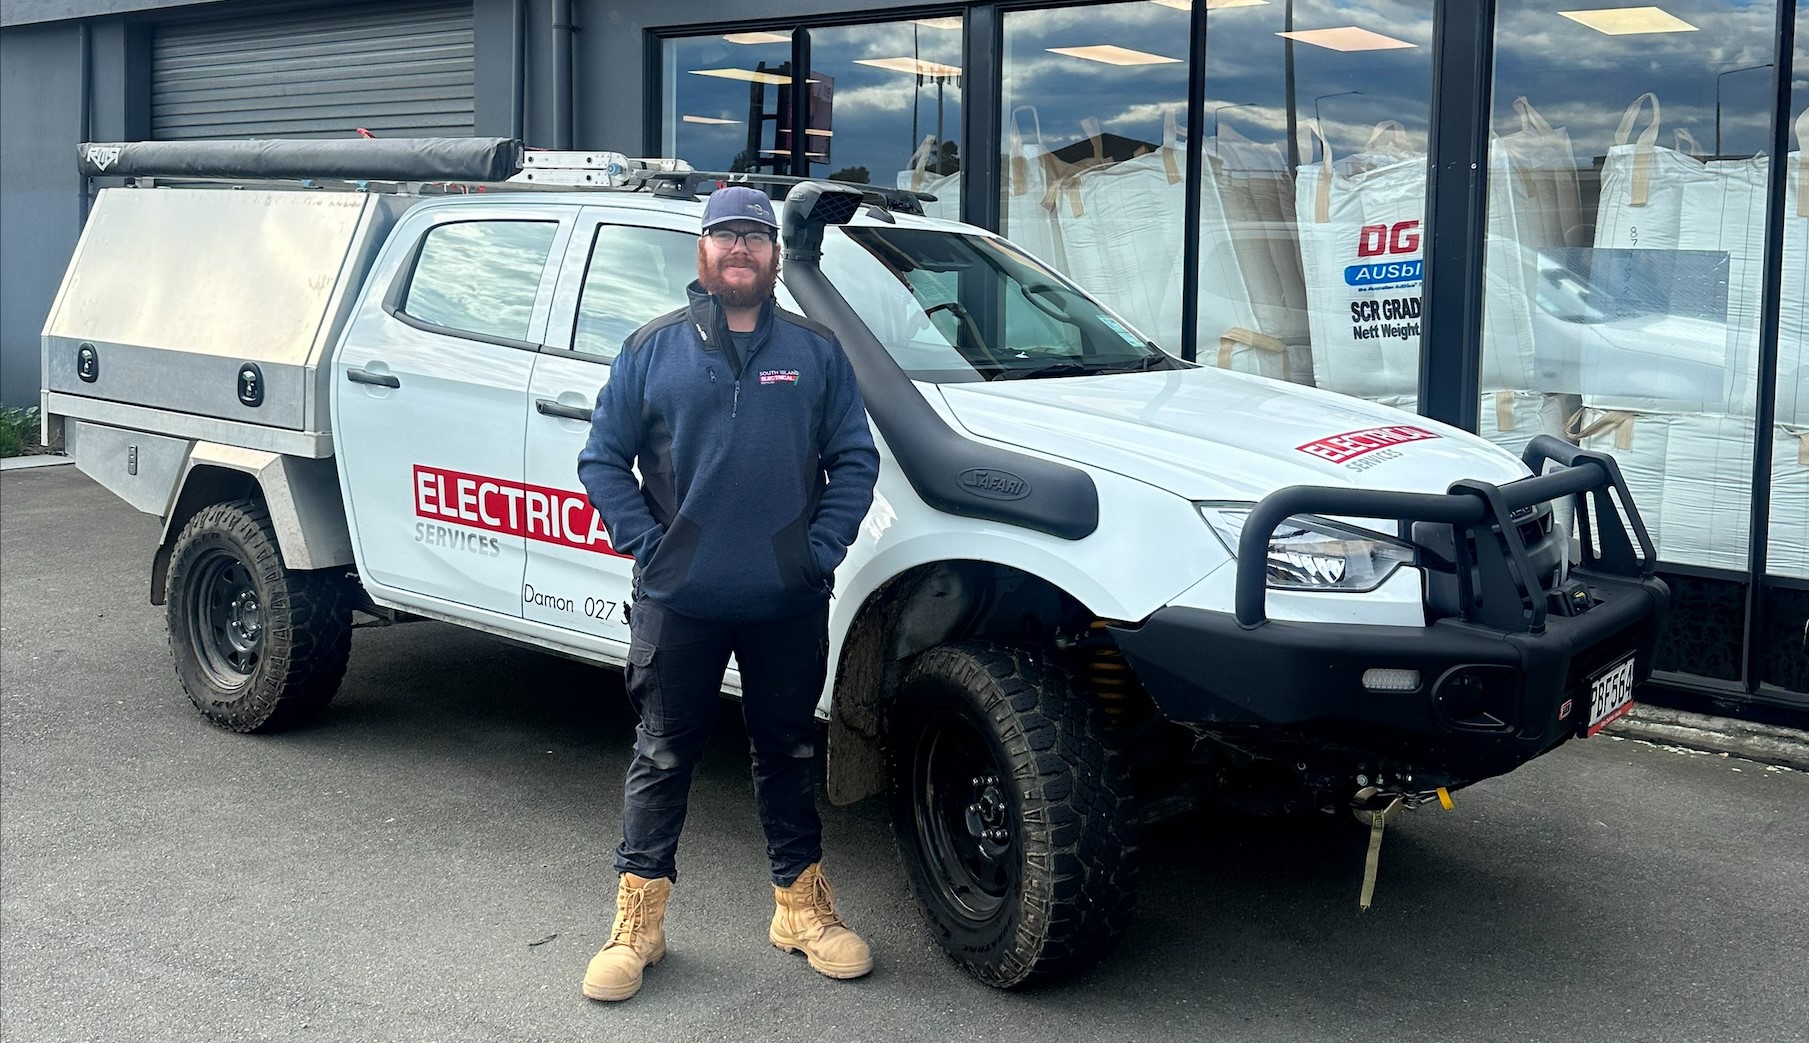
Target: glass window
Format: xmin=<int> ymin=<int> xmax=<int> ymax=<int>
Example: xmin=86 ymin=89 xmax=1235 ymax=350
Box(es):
xmin=1481 ymin=1 xmax=1781 ymax=576
xmin=662 ymin=32 xmax=793 ymax=173
xmin=803 ymin=18 xmax=963 ymax=215
xmin=1762 ymin=6 xmax=1807 ymax=693
xmin=403 ymin=221 xmax=556 ymax=342
xmin=1000 ymin=1 xmax=1191 ymax=354
xmin=813 ymin=225 xmax=1173 ymax=383
xmin=1197 ymin=0 xmax=1433 ymax=399
xmin=571 ymin=225 xmax=698 ymax=361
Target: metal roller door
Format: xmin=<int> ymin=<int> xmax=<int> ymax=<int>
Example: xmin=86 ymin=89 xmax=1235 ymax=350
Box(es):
xmin=152 ymin=1 xmax=474 ymax=140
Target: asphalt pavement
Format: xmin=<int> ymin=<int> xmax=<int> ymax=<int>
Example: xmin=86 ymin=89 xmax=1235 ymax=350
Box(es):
xmin=4 ymin=465 xmax=1807 ymax=1043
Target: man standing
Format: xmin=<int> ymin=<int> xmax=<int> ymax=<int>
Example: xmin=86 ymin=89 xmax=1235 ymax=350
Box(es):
xmin=576 ymin=186 xmax=881 ymax=1002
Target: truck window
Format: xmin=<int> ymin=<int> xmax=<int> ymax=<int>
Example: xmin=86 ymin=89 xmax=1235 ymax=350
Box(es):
xmin=402 ymin=220 xmax=558 ymax=343
xmin=571 ymin=225 xmax=697 ymax=361
xmin=819 ymin=226 xmax=1173 ymax=382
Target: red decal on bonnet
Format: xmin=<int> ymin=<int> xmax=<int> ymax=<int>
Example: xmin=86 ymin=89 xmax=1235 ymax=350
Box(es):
xmin=1297 ymin=425 xmax=1441 ymax=464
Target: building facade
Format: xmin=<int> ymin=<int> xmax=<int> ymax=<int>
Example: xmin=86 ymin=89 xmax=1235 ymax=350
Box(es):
xmin=2 ymin=0 xmax=1804 ymax=716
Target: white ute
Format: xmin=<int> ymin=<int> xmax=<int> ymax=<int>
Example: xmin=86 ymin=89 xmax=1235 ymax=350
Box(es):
xmin=43 ymin=138 xmax=1668 ymax=988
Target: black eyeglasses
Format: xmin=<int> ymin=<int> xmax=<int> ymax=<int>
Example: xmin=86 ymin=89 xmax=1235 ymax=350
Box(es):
xmin=703 ymin=228 xmax=775 ymax=249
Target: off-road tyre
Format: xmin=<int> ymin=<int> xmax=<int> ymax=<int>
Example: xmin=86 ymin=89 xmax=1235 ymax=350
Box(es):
xmin=165 ymin=498 xmax=352 ymax=732
xmin=885 ymin=641 xmax=1139 ymax=988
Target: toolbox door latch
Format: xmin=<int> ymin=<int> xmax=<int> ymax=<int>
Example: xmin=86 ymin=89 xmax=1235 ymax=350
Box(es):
xmin=237 ymin=363 xmax=264 ymax=407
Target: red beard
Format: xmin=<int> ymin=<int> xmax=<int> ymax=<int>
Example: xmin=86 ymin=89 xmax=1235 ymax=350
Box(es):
xmin=697 ymin=243 xmax=780 ymax=309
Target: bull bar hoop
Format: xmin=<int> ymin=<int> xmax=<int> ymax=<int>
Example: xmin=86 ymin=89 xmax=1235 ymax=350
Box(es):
xmin=1234 ymin=434 xmax=1659 ymax=632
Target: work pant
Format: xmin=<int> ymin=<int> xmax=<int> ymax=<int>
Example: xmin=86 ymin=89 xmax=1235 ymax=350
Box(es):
xmin=614 ymin=598 xmax=829 ymax=887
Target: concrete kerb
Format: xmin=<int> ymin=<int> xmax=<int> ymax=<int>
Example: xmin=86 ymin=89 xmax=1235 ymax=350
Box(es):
xmin=1605 ymin=705 xmax=1809 ymax=771
xmin=0 ymin=454 xmax=72 ymax=471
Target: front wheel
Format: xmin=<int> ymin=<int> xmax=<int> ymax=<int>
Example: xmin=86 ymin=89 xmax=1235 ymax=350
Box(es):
xmin=885 ymin=641 xmax=1139 ymax=988
xmin=165 ymin=499 xmax=352 ymax=732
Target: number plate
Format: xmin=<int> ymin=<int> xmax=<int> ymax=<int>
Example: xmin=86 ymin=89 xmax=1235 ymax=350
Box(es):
xmin=1584 ymin=652 xmax=1637 ymax=736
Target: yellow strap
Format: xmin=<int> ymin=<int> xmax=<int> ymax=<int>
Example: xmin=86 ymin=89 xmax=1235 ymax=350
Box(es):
xmin=1796 ymin=429 xmax=1809 ymax=468
xmin=1515 ymin=96 xmax=1555 ymax=136
xmin=1495 ymin=391 xmax=1516 ymax=432
xmin=1301 ymin=118 xmax=1334 ymax=224
xmin=1436 ymin=787 xmax=1454 ymax=811
xmin=1613 ymin=93 xmax=1661 ymax=208
xmin=1216 ymin=327 xmax=1289 ymax=380
xmin=1577 ymin=409 xmax=1638 ymax=451
xmin=909 ymin=134 xmax=941 ymax=192
xmin=1161 ymin=107 xmax=1181 ymax=184
xmin=1795 ymin=108 xmax=1808 ymax=218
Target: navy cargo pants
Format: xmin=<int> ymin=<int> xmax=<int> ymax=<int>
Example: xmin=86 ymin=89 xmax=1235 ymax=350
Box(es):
xmin=614 ymin=598 xmax=829 ymax=887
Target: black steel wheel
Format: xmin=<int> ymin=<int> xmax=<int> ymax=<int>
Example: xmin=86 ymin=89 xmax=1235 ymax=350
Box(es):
xmin=165 ymin=499 xmax=352 ymax=732
xmin=886 ymin=641 xmax=1138 ymax=988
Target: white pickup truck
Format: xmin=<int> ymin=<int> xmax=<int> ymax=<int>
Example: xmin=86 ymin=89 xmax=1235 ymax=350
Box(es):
xmin=43 ymin=138 xmax=1667 ymax=988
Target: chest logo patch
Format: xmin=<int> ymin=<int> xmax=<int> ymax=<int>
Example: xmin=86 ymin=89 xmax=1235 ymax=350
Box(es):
xmin=759 ymin=369 xmax=800 ymax=385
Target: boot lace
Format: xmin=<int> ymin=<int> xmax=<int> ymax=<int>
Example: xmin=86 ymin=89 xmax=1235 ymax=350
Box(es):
xmin=609 ymin=886 xmax=648 ymax=947
xmin=803 ymin=870 xmax=847 ymax=932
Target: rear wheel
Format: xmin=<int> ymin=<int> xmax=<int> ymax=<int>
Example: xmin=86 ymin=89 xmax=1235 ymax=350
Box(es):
xmin=165 ymin=499 xmax=352 ymax=732
xmin=886 ymin=641 xmax=1138 ymax=988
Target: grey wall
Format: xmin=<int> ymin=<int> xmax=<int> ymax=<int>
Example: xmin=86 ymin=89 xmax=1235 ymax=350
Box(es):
xmin=0 ymin=21 xmax=85 ymax=408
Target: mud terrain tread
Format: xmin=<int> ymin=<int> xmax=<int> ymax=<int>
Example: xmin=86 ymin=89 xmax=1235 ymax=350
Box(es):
xmin=166 ymin=499 xmax=352 ymax=732
xmin=890 ymin=641 xmax=1139 ymax=988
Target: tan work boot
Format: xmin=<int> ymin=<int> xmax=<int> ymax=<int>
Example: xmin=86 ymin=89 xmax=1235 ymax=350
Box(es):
xmin=769 ymin=863 xmax=873 ymax=979
xmin=582 ymin=873 xmax=672 ymax=1001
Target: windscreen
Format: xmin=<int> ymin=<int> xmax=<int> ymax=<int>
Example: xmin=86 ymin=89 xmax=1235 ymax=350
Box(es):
xmin=813 ymin=225 xmax=1181 ymax=383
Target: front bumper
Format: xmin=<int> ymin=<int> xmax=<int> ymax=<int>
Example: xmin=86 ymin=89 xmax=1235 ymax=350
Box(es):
xmin=1108 ymin=435 xmax=1671 ymax=784
xmin=1108 ymin=568 xmax=1668 ymax=781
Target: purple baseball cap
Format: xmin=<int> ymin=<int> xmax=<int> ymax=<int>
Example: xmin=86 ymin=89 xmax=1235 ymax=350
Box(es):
xmin=700 ymin=185 xmax=780 ymax=231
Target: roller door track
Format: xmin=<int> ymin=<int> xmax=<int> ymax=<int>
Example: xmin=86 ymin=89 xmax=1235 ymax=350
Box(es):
xmin=152 ymin=1 xmax=474 ymax=140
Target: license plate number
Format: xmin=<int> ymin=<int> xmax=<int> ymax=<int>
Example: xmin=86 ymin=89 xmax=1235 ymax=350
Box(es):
xmin=1585 ymin=653 xmax=1637 ymax=736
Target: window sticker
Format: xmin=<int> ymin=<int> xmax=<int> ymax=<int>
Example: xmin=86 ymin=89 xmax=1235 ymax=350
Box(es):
xmin=1097 ymin=315 xmax=1144 ymax=347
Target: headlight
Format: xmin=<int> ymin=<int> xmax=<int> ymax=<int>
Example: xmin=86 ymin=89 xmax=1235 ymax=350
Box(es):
xmin=1200 ymin=502 xmax=1416 ymax=592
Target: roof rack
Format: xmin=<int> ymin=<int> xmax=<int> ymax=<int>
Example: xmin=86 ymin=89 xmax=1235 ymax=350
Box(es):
xmin=630 ymin=169 xmax=933 ymax=216
xmin=76 ymin=138 xmax=938 ymax=216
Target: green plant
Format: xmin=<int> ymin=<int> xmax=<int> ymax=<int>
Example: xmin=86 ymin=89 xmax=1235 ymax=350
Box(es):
xmin=0 ymin=406 xmax=41 ymax=458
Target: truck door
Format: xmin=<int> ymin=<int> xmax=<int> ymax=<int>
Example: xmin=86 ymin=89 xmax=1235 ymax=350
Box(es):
xmin=522 ymin=209 xmax=700 ymax=645
xmin=333 ymin=205 xmax=573 ymax=618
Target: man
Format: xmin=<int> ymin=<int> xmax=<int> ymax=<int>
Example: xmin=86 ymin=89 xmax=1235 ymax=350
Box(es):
xmin=576 ymin=186 xmax=881 ymax=1002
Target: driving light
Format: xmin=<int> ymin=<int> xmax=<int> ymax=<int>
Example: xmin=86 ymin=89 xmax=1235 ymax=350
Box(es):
xmin=1362 ymin=668 xmax=1421 ymax=692
xmin=1200 ymin=503 xmax=1416 ymax=592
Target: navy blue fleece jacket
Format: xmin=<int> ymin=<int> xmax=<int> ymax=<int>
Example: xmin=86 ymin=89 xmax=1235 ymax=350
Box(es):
xmin=577 ymin=283 xmax=880 ymax=622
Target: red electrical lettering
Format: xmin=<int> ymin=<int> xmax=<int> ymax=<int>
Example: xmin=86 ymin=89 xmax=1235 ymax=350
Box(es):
xmin=412 ymin=464 xmax=628 ymax=557
xmin=1296 ymin=425 xmax=1442 ymax=465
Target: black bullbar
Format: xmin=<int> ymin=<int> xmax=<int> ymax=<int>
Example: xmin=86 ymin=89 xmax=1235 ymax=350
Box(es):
xmin=1105 ymin=435 xmax=1671 ymax=775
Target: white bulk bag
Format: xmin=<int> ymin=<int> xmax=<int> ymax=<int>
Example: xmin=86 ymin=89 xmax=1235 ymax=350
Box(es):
xmin=1776 ymin=110 xmax=1808 ymax=426
xmin=1586 ymin=94 xmax=1769 ymax=415
xmin=1573 ymin=409 xmax=1809 ymax=575
xmin=1195 ymin=124 xmax=1313 ymax=383
xmin=1771 ymin=426 xmax=1809 ymax=578
xmin=1496 ymin=97 xmax=1586 ymax=250
xmin=896 ymin=134 xmax=961 ymax=223
xmin=1053 ymin=112 xmax=1188 ymax=352
xmin=1000 ymin=107 xmax=1067 ymax=272
xmin=1294 ymin=119 xmax=1428 ymax=399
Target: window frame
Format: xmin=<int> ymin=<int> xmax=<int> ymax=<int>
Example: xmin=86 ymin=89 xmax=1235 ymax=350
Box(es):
xmin=540 ymin=206 xmax=706 ymax=366
xmin=384 ymin=215 xmax=566 ymax=353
